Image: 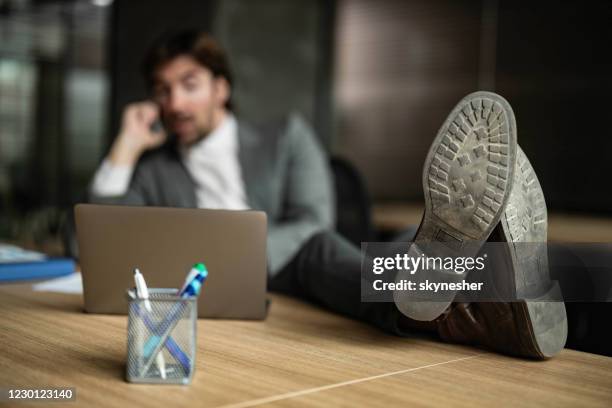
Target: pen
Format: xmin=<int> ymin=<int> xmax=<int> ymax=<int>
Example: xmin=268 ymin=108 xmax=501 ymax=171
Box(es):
xmin=140 ymin=263 xmax=208 ymax=377
xmin=131 ymin=302 xmax=191 ymax=370
xmin=133 ymin=268 xmax=167 ymax=379
xmin=134 ymin=268 xmax=151 ymax=311
xmin=143 ymin=265 xmax=207 ymax=356
xmin=179 ymin=263 xmax=206 ymax=295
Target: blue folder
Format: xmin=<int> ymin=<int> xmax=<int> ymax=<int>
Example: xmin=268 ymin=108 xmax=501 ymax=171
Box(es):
xmin=0 ymin=258 xmax=76 ymax=282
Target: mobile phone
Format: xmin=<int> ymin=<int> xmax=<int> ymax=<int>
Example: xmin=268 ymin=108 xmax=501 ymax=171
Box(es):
xmin=150 ymin=119 xmax=164 ymax=133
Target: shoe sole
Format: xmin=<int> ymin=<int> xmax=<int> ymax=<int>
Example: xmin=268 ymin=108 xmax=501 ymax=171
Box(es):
xmin=500 ymin=146 xmax=568 ymax=358
xmin=395 ymin=91 xmax=518 ymax=321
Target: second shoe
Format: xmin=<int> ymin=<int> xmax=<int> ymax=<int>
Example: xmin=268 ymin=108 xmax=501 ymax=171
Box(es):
xmin=435 ymin=146 xmax=568 ymax=358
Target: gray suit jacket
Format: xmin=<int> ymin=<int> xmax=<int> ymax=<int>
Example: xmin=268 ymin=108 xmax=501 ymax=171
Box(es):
xmin=88 ymin=113 xmax=335 ymax=276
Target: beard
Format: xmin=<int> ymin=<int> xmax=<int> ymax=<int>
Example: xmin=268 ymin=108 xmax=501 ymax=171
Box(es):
xmin=168 ymin=109 xmax=216 ymax=147
xmin=181 ymin=131 xmax=208 ymax=147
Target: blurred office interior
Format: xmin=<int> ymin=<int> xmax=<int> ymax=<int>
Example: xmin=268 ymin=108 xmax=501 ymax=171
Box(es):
xmin=1 ymin=0 xmax=612 ymax=251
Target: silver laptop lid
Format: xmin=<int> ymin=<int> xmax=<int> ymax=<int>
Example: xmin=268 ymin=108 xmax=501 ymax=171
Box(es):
xmin=75 ymin=204 xmax=267 ymax=319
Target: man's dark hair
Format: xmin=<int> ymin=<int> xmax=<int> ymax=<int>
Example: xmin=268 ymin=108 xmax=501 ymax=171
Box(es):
xmin=142 ymin=30 xmax=233 ymax=110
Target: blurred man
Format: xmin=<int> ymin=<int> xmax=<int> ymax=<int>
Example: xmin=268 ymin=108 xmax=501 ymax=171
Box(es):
xmin=89 ymin=30 xmax=566 ymax=359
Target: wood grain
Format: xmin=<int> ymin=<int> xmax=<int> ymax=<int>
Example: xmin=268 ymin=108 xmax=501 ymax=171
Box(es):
xmin=0 ymin=285 xmax=610 ymax=407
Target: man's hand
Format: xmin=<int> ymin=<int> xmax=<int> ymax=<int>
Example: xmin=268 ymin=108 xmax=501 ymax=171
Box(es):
xmin=108 ymin=102 xmax=167 ymax=166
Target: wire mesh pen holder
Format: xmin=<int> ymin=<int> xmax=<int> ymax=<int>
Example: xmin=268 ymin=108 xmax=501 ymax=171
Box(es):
xmin=126 ymin=288 xmax=197 ymax=384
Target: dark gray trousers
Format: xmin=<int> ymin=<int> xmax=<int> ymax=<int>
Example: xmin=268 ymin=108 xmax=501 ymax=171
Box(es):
xmin=268 ymin=230 xmax=407 ymax=335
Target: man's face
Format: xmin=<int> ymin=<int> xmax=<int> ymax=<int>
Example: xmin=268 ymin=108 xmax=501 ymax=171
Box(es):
xmin=152 ymin=55 xmax=229 ymax=146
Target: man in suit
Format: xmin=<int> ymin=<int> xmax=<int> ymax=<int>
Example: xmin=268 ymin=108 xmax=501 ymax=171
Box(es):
xmin=89 ymin=30 xmax=566 ymax=359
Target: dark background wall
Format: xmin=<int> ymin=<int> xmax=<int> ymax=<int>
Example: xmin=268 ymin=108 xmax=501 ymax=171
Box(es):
xmin=2 ymin=0 xmax=612 ymax=240
xmin=495 ymin=1 xmax=612 ymax=213
xmin=213 ymin=0 xmax=335 ymax=147
xmin=333 ymin=0 xmax=612 ymax=213
xmin=333 ymin=0 xmax=484 ymax=201
xmin=107 ymin=0 xmax=612 ymax=213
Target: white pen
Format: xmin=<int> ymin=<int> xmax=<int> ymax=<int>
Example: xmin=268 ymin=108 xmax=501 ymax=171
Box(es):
xmin=134 ymin=268 xmax=151 ymax=311
xmin=133 ymin=268 xmax=167 ymax=379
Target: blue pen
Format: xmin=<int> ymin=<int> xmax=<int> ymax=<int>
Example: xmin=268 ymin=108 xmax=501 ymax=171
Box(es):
xmin=131 ymin=302 xmax=191 ymax=372
xmin=140 ymin=263 xmax=208 ymax=377
xmin=179 ymin=263 xmax=207 ymax=295
xmin=143 ymin=265 xmax=207 ymax=357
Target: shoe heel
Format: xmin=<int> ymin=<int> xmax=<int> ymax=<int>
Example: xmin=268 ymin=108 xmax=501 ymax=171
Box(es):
xmin=517 ymin=282 xmax=568 ymax=358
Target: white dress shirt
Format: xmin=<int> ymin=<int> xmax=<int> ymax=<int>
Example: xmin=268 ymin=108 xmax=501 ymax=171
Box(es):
xmin=90 ymin=114 xmax=250 ymax=210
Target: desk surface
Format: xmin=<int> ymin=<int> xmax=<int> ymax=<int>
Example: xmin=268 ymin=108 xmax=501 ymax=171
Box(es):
xmin=0 ymin=285 xmax=611 ymax=408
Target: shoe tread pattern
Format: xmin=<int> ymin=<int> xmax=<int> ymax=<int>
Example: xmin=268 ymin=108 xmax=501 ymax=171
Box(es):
xmin=425 ymin=93 xmax=516 ymax=240
xmin=504 ymin=147 xmax=547 ymax=243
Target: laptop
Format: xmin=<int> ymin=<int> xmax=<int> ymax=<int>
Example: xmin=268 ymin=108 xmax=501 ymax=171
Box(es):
xmin=75 ymin=204 xmax=268 ymax=319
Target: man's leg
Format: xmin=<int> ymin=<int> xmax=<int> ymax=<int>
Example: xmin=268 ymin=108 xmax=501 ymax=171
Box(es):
xmin=270 ymin=92 xmax=567 ymax=359
xmin=269 ymin=230 xmax=411 ymax=335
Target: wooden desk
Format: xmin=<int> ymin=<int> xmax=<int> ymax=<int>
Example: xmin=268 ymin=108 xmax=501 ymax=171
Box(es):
xmin=0 ymin=285 xmax=611 ymax=407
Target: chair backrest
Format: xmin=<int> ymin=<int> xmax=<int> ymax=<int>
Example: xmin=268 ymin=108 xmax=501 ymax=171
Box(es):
xmin=330 ymin=156 xmax=374 ymax=245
